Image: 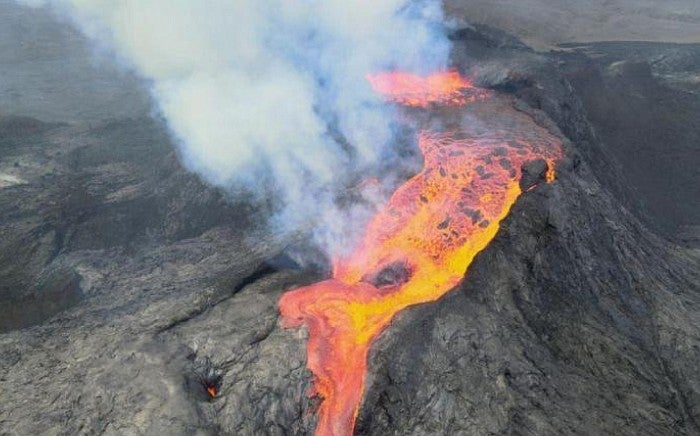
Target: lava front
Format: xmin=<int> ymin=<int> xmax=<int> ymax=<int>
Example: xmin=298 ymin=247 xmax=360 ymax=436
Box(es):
xmin=279 ymin=71 xmax=563 ymax=436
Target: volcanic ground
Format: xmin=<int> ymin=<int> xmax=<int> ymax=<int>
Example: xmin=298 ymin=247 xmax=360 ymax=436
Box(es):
xmin=1 ymin=2 xmax=700 ymax=436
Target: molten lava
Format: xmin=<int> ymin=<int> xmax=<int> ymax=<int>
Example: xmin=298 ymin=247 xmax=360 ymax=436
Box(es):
xmin=206 ymin=385 xmax=217 ymax=398
xmin=365 ymin=70 xmax=487 ymax=107
xmin=279 ymin=71 xmax=563 ymax=436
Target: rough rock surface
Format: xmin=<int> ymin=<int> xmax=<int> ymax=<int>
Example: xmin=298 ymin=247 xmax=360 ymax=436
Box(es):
xmin=1 ymin=5 xmax=699 ymax=436
xmin=557 ymin=42 xmax=700 ymax=243
xmin=444 ymin=0 xmax=700 ymax=49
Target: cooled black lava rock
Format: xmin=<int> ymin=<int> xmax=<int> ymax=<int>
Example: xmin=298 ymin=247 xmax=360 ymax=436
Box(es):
xmin=363 ymin=261 xmax=413 ymax=289
xmin=191 ymin=356 xmax=224 ymax=400
xmin=519 ymin=158 xmax=548 ymax=191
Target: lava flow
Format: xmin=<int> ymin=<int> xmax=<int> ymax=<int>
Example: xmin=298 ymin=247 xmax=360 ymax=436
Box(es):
xmin=279 ymin=71 xmax=563 ymax=436
xmin=366 ymin=70 xmax=487 ymax=107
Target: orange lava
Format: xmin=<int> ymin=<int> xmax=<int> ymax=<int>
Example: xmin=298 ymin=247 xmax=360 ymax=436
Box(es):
xmin=365 ymin=70 xmax=487 ymax=107
xmin=206 ymin=386 xmax=217 ymax=398
xmin=546 ymin=159 xmax=557 ymax=183
xmin=279 ymin=71 xmax=563 ymax=436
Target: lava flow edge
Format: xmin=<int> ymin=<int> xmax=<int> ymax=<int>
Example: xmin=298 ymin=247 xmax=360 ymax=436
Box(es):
xmin=279 ymin=70 xmax=563 ymax=436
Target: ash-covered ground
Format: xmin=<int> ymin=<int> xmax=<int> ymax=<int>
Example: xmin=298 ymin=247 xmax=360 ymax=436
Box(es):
xmin=1 ymin=1 xmax=699 ymax=435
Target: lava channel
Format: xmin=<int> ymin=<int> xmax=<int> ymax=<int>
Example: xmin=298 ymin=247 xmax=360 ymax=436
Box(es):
xmin=279 ymin=70 xmax=563 ymax=436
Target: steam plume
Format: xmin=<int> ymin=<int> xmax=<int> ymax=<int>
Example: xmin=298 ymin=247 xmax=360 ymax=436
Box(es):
xmin=18 ymin=0 xmax=451 ymax=252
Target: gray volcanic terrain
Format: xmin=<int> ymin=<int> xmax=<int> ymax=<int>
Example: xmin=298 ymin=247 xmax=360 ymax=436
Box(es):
xmin=0 ymin=0 xmax=149 ymax=122
xmin=445 ymin=0 xmax=700 ymax=49
xmin=1 ymin=2 xmax=700 ymax=435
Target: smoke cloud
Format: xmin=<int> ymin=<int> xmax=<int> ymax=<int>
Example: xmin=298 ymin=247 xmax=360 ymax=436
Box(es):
xmin=19 ymin=0 xmax=451 ymax=253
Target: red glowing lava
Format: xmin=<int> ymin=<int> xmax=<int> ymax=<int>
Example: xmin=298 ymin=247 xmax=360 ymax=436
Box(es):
xmin=366 ymin=70 xmax=488 ymax=107
xmin=206 ymin=386 xmax=217 ymax=398
xmin=279 ymin=71 xmax=563 ymax=436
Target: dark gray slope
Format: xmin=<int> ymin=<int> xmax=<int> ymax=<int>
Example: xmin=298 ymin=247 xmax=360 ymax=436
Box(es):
xmin=0 ymin=113 xmax=316 ymax=434
xmin=0 ymin=114 xmax=257 ymax=333
xmin=444 ymin=0 xmax=700 ymax=49
xmin=0 ymin=0 xmax=150 ymax=122
xmin=0 ymin=9 xmax=699 ymax=436
xmin=556 ymin=42 xmax=700 ymax=244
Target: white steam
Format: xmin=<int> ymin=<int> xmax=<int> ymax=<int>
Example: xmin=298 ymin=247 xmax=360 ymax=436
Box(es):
xmin=19 ymin=0 xmax=451 ymax=253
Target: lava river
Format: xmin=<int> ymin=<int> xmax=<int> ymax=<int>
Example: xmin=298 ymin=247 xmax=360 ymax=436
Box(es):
xmin=279 ymin=71 xmax=563 ymax=436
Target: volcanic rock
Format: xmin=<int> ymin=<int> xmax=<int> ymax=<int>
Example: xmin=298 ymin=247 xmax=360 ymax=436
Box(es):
xmin=518 ymin=158 xmax=547 ymax=191
xmin=1 ymin=4 xmax=699 ymax=436
xmin=363 ymin=261 xmax=413 ymax=289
